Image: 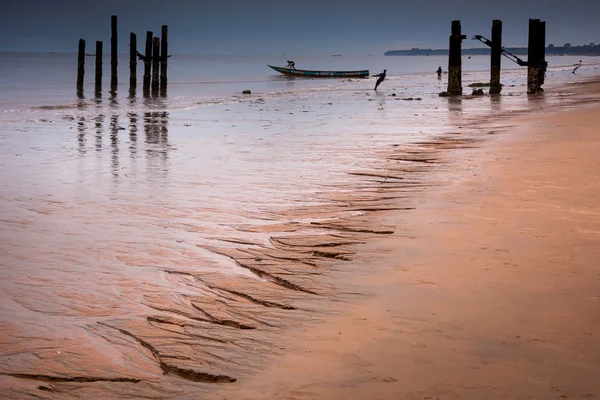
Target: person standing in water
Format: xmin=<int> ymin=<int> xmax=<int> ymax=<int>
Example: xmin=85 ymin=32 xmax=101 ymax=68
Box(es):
xmin=436 ymin=66 xmax=442 ymax=77
xmin=373 ymin=69 xmax=386 ymax=91
xmin=572 ymin=60 xmax=582 ymax=74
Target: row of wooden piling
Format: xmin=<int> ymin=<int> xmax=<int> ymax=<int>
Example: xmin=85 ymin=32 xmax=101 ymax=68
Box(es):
xmin=76 ymin=15 xmax=168 ymax=96
xmin=444 ymin=18 xmax=546 ymax=96
xmin=527 ymin=19 xmax=546 ymax=94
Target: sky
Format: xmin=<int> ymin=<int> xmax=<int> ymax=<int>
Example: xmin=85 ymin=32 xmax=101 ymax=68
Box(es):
xmin=1 ymin=0 xmax=598 ymax=55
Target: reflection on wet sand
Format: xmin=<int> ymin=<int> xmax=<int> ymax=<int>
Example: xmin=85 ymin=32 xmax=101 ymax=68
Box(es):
xmin=94 ymin=114 xmax=103 ymax=152
xmin=1 ymin=80 xmax=589 ymax=399
xmin=490 ymin=94 xmax=502 ymax=114
xmin=109 ymin=114 xmax=120 ymax=179
xmin=72 ymin=86 xmax=171 ymax=183
xmin=129 ymin=112 xmax=138 ymax=158
xmin=144 ymin=111 xmax=169 ymax=179
xmin=77 ymin=116 xmax=86 ymax=155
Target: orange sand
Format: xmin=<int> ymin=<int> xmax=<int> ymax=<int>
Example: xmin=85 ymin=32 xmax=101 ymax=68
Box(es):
xmin=221 ymin=99 xmax=600 ymax=399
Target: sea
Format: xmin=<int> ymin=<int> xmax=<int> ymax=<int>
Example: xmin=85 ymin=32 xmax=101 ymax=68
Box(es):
xmin=0 ymin=51 xmax=598 ymax=397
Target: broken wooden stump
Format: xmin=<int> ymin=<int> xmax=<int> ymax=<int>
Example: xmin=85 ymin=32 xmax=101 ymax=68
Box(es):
xmin=76 ymin=39 xmax=85 ymax=94
xmin=489 ymin=19 xmax=502 ymax=95
xmin=95 ymin=41 xmax=103 ymax=92
xmin=152 ymin=37 xmax=160 ymax=95
xmin=160 ymin=25 xmax=168 ymax=95
xmin=129 ymin=32 xmax=137 ymax=91
xmin=111 ymin=15 xmax=118 ymax=90
xmin=527 ymin=18 xmax=547 ymax=94
xmin=447 ymin=20 xmax=466 ymax=96
xmin=143 ymin=31 xmax=153 ymax=95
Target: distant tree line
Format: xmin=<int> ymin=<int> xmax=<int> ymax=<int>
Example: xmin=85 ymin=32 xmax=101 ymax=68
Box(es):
xmin=385 ymin=43 xmax=600 ymax=56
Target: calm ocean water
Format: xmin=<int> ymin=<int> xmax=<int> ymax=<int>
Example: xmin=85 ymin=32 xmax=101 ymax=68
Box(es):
xmin=0 ymin=51 xmax=598 ymax=396
xmin=1 ymin=52 xmax=596 ymax=111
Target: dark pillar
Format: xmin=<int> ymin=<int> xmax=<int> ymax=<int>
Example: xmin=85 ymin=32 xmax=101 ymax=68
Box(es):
xmin=160 ymin=25 xmax=168 ymax=95
xmin=111 ymin=15 xmax=118 ymax=90
xmin=143 ymin=31 xmax=153 ymax=95
xmin=95 ymin=41 xmax=103 ymax=92
xmin=490 ymin=20 xmax=502 ymax=95
xmin=76 ymin=39 xmax=85 ymax=93
xmin=527 ymin=19 xmax=546 ymax=94
xmin=152 ymin=37 xmax=160 ymax=95
xmin=447 ymin=20 xmax=466 ymax=96
xmin=538 ymin=21 xmax=547 ymax=88
xmin=129 ymin=32 xmax=137 ymax=90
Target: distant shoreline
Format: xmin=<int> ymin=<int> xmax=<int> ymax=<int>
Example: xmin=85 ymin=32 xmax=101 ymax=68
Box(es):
xmin=385 ymin=44 xmax=600 ymax=57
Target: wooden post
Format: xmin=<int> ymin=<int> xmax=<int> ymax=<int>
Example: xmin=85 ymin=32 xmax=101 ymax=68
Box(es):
xmin=95 ymin=41 xmax=103 ymax=92
xmin=527 ymin=19 xmax=542 ymax=94
xmin=143 ymin=31 xmax=153 ymax=94
xmin=76 ymin=39 xmax=85 ymax=93
xmin=447 ymin=20 xmax=466 ymax=96
xmin=152 ymin=37 xmax=160 ymax=95
xmin=111 ymin=15 xmax=118 ymax=90
xmin=538 ymin=21 xmax=547 ymax=88
xmin=160 ymin=25 xmax=168 ymax=95
xmin=129 ymin=32 xmax=137 ymax=90
xmin=489 ymin=19 xmax=502 ymax=95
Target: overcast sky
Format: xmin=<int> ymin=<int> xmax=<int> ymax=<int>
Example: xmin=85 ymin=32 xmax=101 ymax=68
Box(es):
xmin=1 ymin=0 xmax=598 ymax=54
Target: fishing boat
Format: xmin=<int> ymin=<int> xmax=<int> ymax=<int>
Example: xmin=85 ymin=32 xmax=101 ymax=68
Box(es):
xmin=268 ymin=65 xmax=369 ymax=78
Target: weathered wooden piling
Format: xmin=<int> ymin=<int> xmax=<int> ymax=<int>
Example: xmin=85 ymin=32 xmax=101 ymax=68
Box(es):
xmin=538 ymin=21 xmax=547 ymax=88
xmin=111 ymin=15 xmax=118 ymax=90
xmin=447 ymin=20 xmax=466 ymax=96
xmin=489 ymin=20 xmax=502 ymax=95
xmin=527 ymin=19 xmax=546 ymax=94
xmin=143 ymin=31 xmax=153 ymax=94
xmin=160 ymin=25 xmax=168 ymax=94
xmin=152 ymin=37 xmax=160 ymax=94
xmin=527 ymin=19 xmax=539 ymax=93
xmin=76 ymin=39 xmax=85 ymax=92
xmin=129 ymin=33 xmax=137 ymax=89
xmin=95 ymin=41 xmax=103 ymax=91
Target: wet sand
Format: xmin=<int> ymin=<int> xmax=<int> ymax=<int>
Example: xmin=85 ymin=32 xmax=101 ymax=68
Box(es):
xmin=220 ymin=85 xmax=600 ymax=399
xmin=1 ymin=77 xmax=599 ymax=399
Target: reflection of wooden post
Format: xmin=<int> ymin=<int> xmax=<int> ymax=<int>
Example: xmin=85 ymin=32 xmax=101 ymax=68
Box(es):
xmin=490 ymin=20 xmax=502 ymax=95
xmin=111 ymin=15 xmax=118 ymax=90
xmin=527 ymin=19 xmax=542 ymax=94
xmin=152 ymin=37 xmax=160 ymax=95
xmin=143 ymin=31 xmax=152 ymax=94
xmin=160 ymin=25 xmax=168 ymax=94
xmin=447 ymin=20 xmax=465 ymax=96
xmin=129 ymin=32 xmax=137 ymax=89
xmin=95 ymin=41 xmax=103 ymax=91
xmin=77 ymin=39 xmax=85 ymax=92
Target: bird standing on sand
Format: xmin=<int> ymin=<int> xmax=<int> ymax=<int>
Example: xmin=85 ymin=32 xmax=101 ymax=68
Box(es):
xmin=373 ymin=69 xmax=387 ymax=91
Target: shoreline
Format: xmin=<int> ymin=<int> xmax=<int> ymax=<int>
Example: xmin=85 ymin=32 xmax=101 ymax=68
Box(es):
xmin=217 ymin=83 xmax=600 ymax=399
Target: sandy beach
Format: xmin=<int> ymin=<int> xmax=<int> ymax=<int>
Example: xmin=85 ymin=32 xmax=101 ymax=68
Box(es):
xmin=217 ymin=84 xmax=600 ymax=399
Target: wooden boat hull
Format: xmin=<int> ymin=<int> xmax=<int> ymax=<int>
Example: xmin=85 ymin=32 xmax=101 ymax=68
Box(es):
xmin=268 ymin=65 xmax=369 ymax=78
